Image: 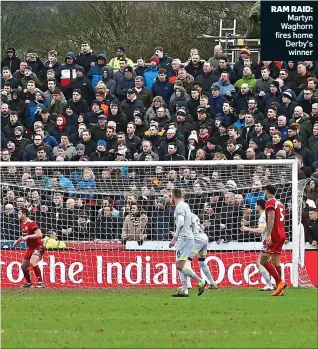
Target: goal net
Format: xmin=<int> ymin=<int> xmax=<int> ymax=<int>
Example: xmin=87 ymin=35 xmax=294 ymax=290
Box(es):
xmin=0 ymin=160 xmax=313 ymax=288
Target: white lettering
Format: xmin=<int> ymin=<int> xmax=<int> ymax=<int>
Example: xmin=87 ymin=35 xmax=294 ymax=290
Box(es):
xmin=49 ymin=256 xmax=66 ymax=283
xmin=244 ymin=263 xmax=259 ymax=285
xmin=68 ymin=262 xmax=83 ymax=284
xmin=206 ymin=256 xmax=225 ymax=284
xmin=125 ymin=256 xmax=142 ymax=284
xmin=7 ymin=262 xmax=23 ymax=283
xmin=228 ymin=263 xmax=242 ymax=285
xmin=153 ymin=263 xmax=168 ymax=284
xmin=145 ymin=256 xmax=151 ymax=284
xmin=107 ymin=262 xmax=123 ymax=284
xmin=96 ymin=256 xmax=103 ymax=284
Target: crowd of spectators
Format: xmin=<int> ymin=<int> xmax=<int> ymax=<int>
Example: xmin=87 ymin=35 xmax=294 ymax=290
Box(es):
xmin=1 ymin=44 xmax=318 ymax=246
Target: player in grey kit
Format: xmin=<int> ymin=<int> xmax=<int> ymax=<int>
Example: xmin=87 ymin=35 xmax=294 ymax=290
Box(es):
xmin=169 ymin=188 xmax=207 ymax=297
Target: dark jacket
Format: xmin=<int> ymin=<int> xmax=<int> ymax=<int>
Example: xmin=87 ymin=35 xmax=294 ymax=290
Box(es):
xmin=120 ymin=98 xmax=145 ymax=123
xmin=196 ymin=72 xmax=218 ymax=95
xmin=67 ymin=98 xmax=89 ymax=116
xmin=185 ymin=61 xmax=204 ymax=79
xmin=158 ymin=54 xmax=173 ymax=72
xmin=55 ymin=52 xmax=82 ymax=89
xmin=1 ymin=48 xmax=21 ymax=74
xmin=151 ymin=78 xmax=174 ymax=103
xmin=23 ymin=143 xmax=52 ymax=161
xmin=89 ymin=150 xmax=114 ymax=161
xmin=68 ymin=77 xmax=95 ymax=105
xmin=75 ymin=51 xmax=98 ymax=74
xmin=158 ymin=134 xmax=185 ymax=160
xmin=163 ymin=153 xmax=186 ymax=161
xmin=116 ymin=77 xmax=135 ymax=101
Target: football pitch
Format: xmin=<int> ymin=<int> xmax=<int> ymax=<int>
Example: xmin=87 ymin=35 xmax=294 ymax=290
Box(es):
xmin=1 ymin=287 xmax=317 ymax=348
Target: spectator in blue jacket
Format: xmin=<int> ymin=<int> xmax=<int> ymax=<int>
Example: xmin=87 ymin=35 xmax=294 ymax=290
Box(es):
xmin=25 ymin=102 xmax=45 ymax=129
xmin=151 ymin=68 xmax=174 ymax=103
xmin=208 ymin=84 xmax=226 ymax=115
xmin=77 ymin=168 xmax=96 ymax=199
xmin=244 ymin=180 xmax=266 ymax=213
xmin=87 ymin=54 xmax=108 ymax=88
xmin=144 ymin=56 xmax=159 ymax=90
xmin=213 ymin=72 xmax=236 ymax=97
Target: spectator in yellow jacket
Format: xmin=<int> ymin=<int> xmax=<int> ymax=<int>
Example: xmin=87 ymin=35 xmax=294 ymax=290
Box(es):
xmin=109 ymin=46 xmax=134 ymax=73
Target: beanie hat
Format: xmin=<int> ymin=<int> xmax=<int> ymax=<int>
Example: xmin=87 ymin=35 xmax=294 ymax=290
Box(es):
xmin=271 ymin=80 xmax=280 ymax=90
xmin=276 ymin=150 xmax=287 ymax=159
xmin=283 ymin=140 xmax=293 ymax=149
xmin=76 ymin=66 xmax=84 ymax=73
xmin=14 ymin=125 xmax=24 ymax=134
xmin=97 ymin=140 xmax=107 ymax=146
xmin=91 ymin=99 xmax=101 ymax=106
xmin=48 ymin=50 xmax=57 ymax=57
xmin=240 ymin=47 xmax=250 ymax=56
xmin=188 ymin=131 xmax=198 ymax=143
xmin=150 ymin=55 xmax=159 ymax=65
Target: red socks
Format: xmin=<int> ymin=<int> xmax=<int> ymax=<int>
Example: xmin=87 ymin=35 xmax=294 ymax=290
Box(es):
xmin=23 ymin=269 xmax=31 ymax=283
xmin=264 ymin=261 xmax=282 ymax=284
xmin=32 ymin=265 xmax=43 ymax=283
xmin=275 ymin=265 xmax=282 ymax=278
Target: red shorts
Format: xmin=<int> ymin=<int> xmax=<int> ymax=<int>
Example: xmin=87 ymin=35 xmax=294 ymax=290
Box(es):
xmin=23 ymin=247 xmax=46 ymax=261
xmin=262 ymin=234 xmax=286 ymax=254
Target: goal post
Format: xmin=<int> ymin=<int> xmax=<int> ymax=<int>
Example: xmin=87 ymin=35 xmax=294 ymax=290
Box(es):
xmin=0 ymin=160 xmax=314 ymax=288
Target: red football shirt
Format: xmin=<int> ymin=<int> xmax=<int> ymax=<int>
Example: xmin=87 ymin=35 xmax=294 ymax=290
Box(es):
xmin=21 ymin=219 xmax=45 ymax=250
xmin=265 ymin=198 xmax=286 ymax=238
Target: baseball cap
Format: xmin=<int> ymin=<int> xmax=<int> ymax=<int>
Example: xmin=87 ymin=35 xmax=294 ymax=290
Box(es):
xmin=76 ymin=144 xmax=85 ymax=150
xmin=125 ymin=66 xmax=134 ymax=73
xmin=197 ymin=107 xmax=207 ymax=113
xmin=98 ymin=114 xmax=107 ymax=120
xmin=127 ymin=88 xmax=135 ymax=94
xmin=211 ymin=83 xmax=220 ymax=90
xmin=265 ymin=142 xmax=274 ymax=149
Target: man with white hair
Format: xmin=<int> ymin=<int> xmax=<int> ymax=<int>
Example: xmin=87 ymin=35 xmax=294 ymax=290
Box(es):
xmin=289 ymin=106 xmax=313 ymax=140
xmin=207 ymin=44 xmax=224 ymax=69
xmin=1 ymin=203 xmax=18 ymax=240
xmin=277 ymin=115 xmax=288 ymax=141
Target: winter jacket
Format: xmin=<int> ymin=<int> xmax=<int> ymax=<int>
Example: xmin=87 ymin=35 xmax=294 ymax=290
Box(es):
xmin=134 ymin=66 xmax=147 ymax=77
xmin=89 ymin=150 xmax=114 ymax=161
xmin=208 ymin=94 xmax=226 ymax=114
xmin=234 ymin=74 xmax=257 ymax=92
xmin=158 ymin=134 xmax=185 ymax=160
xmin=169 ymin=87 xmax=189 ymax=113
xmin=41 ymin=60 xmax=60 ymax=80
xmin=67 ymin=99 xmax=89 ymax=116
xmin=151 ymin=78 xmax=174 ymax=103
xmin=145 ymin=106 xmax=171 ymax=124
xmin=308 ymin=135 xmax=318 ymax=164
xmin=143 ymin=67 xmax=159 ymax=90
xmin=279 ymin=101 xmax=298 ymax=120
xmin=196 ymin=72 xmax=218 ymax=95
xmin=85 ymin=109 xmax=105 ymax=126
xmin=3 ymin=120 xmax=23 ymax=139
xmin=1 ymin=48 xmax=21 ymax=74
xmin=135 ymin=87 xmax=153 ymax=108
xmin=216 ymin=112 xmax=237 ymax=127
xmin=116 ymin=77 xmax=135 ymax=101
xmin=107 ymin=110 xmax=128 ymax=134
xmin=289 ymin=113 xmax=313 ymax=140
xmin=122 ymin=213 xmax=148 ymax=240
xmin=48 ymin=99 xmax=67 ymax=116
xmin=233 ymin=57 xmax=258 ymax=80
xmin=255 ymin=77 xmax=274 ymax=93
xmin=53 ymin=143 xmax=76 ymax=159
xmin=20 ymin=74 xmax=42 ymax=90
xmin=87 ymin=55 xmax=108 ymax=88
xmin=185 ymin=61 xmax=204 ymax=79
xmin=120 ymin=98 xmax=145 ymax=122
xmin=23 ymin=143 xmax=52 ymax=161
xmin=43 ymin=133 xmax=59 ymax=148
xmin=260 ymin=91 xmax=282 ymax=114
xmin=137 ymin=151 xmax=159 ymax=161
xmin=75 ymin=51 xmax=98 ymax=74
xmin=163 ymin=153 xmax=186 ymax=161
xmin=25 ymin=102 xmax=45 ymax=128
xmin=77 ymin=178 xmax=96 ymax=199
xmin=158 ymin=54 xmax=173 ymax=72
xmin=55 ymin=52 xmax=82 ymax=88
xmin=212 ymin=80 xmax=236 ymax=97
xmin=68 ymin=77 xmax=95 ymax=105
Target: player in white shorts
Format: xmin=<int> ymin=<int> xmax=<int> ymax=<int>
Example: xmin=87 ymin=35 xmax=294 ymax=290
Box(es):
xmin=241 ymin=199 xmax=274 ymax=291
xmin=169 ymin=188 xmax=207 ymax=297
xmin=183 ymin=213 xmax=218 ymax=290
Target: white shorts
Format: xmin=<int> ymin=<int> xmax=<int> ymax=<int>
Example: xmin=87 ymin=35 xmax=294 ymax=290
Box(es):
xmin=188 ymin=236 xmax=208 ymax=260
xmin=175 ymin=238 xmax=194 ymax=261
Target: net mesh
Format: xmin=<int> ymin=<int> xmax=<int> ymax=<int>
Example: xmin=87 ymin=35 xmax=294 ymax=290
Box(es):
xmin=0 ymin=161 xmax=313 ymax=288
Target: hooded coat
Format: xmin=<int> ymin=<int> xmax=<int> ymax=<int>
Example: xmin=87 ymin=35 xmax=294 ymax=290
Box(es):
xmin=169 ymin=87 xmax=189 ymax=113
xmin=55 ymin=52 xmax=82 ymax=88
xmin=50 ymin=116 xmax=68 ymax=143
xmin=87 ymin=54 xmax=108 ymax=88
xmin=1 ymin=48 xmax=21 ymax=74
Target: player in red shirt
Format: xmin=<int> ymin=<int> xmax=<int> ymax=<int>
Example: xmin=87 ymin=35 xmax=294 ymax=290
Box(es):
xmin=13 ymin=208 xmax=46 ymax=288
xmin=259 ymin=184 xmax=287 ymax=296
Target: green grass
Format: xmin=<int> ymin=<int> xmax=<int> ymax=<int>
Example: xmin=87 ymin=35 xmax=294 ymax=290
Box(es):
xmin=1 ymin=287 xmax=317 ymax=348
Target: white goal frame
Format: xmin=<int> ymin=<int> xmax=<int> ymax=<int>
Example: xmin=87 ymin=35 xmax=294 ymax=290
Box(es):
xmin=0 ymin=159 xmax=302 ymax=287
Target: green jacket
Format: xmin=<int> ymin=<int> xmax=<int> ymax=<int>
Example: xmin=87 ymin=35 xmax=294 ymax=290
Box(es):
xmin=48 ymin=99 xmax=67 ymax=116
xmin=289 ymin=113 xmax=313 ymax=140
xmin=308 ymin=135 xmax=318 ymax=163
xmin=234 ymin=74 xmax=257 ymax=92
